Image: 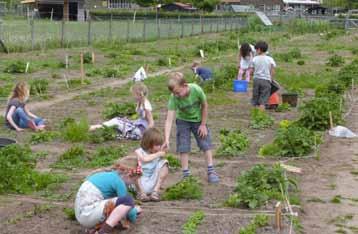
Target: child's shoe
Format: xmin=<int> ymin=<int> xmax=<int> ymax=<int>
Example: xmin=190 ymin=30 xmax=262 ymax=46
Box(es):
xmin=137 ymin=192 xmax=150 ymax=202
xmin=150 ymin=191 xmax=160 ymax=202
xmin=208 ymin=172 xmax=220 ymax=184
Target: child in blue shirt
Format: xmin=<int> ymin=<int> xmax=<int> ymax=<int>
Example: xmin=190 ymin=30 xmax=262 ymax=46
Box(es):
xmin=191 ymin=62 xmax=213 ymax=82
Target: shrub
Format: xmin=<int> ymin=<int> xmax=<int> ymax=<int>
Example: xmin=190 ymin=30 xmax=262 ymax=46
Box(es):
xmin=298 ymin=95 xmax=342 ymax=131
xmin=239 ymin=214 xmax=269 ymax=234
xmin=250 ymin=109 xmax=274 ymax=129
xmin=62 ymin=118 xmax=89 ymax=142
xmin=217 ymin=129 xmax=249 ymax=157
xmin=53 ymin=145 xmax=86 ymax=169
xmin=162 ymin=176 xmax=202 ymax=200
xmin=225 ymin=164 xmax=296 ymax=209
xmin=165 ymin=153 xmax=181 ymax=170
xmin=89 ymin=126 xmax=117 ymax=144
xmin=4 ymin=60 xmax=29 ymax=73
xmin=337 ymin=59 xmax=358 ymax=88
xmin=30 ymin=131 xmax=60 ymax=145
xmin=0 ymin=144 xmax=66 ymax=194
xmin=103 ymin=102 xmax=136 ymax=119
xmin=315 ymin=80 xmax=345 ymax=97
xmin=182 ymin=211 xmax=205 ymax=234
xmin=326 ymin=54 xmax=345 ymax=67
xmin=30 ymin=79 xmax=49 ymax=96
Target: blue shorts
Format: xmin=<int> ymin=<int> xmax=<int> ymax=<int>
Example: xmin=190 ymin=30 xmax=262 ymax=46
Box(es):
xmin=176 ymin=119 xmax=213 ymax=153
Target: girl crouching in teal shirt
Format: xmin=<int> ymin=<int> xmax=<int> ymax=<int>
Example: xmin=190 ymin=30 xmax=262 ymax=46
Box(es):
xmin=75 ymin=159 xmax=142 ymax=234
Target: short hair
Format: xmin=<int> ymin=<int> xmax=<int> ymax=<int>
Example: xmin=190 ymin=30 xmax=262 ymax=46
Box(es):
xmin=168 ymin=72 xmax=187 ymax=92
xmin=255 ymin=41 xmax=268 ymax=53
xmin=140 ymin=128 xmax=163 ymax=151
xmin=191 ymin=61 xmax=200 ymax=68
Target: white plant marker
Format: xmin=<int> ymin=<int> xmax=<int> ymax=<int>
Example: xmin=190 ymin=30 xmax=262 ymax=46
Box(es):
xmin=63 ymin=74 xmax=69 ymax=89
xmin=168 ymin=57 xmax=172 ymax=66
xmin=25 ymin=62 xmax=30 ymax=73
xmin=92 ymin=52 xmax=95 ymax=64
xmin=65 ymin=54 xmax=69 ymax=69
xmin=237 ymin=38 xmax=240 ymax=50
xmin=199 ymin=49 xmax=204 ymax=58
xmin=133 ymin=11 xmax=137 ymax=24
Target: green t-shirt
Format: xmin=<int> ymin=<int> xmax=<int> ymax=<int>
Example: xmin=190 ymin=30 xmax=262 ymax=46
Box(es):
xmin=168 ymin=83 xmax=206 ymax=122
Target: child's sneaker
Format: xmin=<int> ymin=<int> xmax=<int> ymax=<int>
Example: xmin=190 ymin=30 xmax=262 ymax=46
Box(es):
xmin=208 ymin=172 xmax=220 ymax=184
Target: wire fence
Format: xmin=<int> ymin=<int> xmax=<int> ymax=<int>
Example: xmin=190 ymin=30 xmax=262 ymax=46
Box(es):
xmin=0 ymin=15 xmax=248 ymax=52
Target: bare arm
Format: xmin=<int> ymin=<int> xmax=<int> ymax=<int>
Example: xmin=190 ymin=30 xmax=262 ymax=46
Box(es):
xmin=6 ymin=106 xmax=23 ymax=131
xmin=201 ymin=101 xmax=208 ymax=126
xmin=145 ymin=109 xmax=154 ymax=128
xmin=24 ymin=105 xmax=38 ymax=119
xmin=135 ymin=149 xmax=165 ymax=163
xmin=163 ymin=110 xmax=175 ymax=149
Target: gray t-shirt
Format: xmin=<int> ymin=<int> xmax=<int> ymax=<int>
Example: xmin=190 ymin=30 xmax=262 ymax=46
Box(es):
xmin=252 ymin=55 xmax=276 ymax=81
xmin=5 ymin=98 xmax=25 ymax=120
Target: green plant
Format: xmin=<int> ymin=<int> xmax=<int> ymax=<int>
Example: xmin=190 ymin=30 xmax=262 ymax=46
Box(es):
xmin=165 ymin=153 xmax=181 ymax=170
xmin=162 ymin=176 xmax=203 ymax=200
xmin=102 ymin=67 xmax=120 ymax=78
xmin=326 ymin=54 xmax=345 ymax=67
xmin=157 ymin=58 xmax=168 ymax=66
xmin=62 ymin=118 xmax=89 ymax=142
xmin=89 ymin=126 xmax=117 ymax=144
xmin=250 ymin=109 xmax=274 ymax=129
xmin=276 ymin=103 xmax=291 ymax=112
xmin=0 ymin=144 xmax=66 ymax=194
xmin=67 ymin=79 xmax=91 ymax=88
xmin=86 ymin=146 xmax=126 ymax=168
xmin=4 ymin=60 xmax=29 ymax=73
xmin=53 ymin=145 xmax=86 ymax=169
xmin=30 ymin=131 xmax=60 ymax=144
xmin=337 ymin=59 xmax=358 ymax=88
xmin=331 ymin=195 xmax=343 ymax=204
xmin=182 ymin=211 xmax=205 ymax=234
xmin=239 ymin=214 xmax=269 ymax=234
xmin=217 ymin=129 xmax=249 ymax=157
xmin=225 ymin=164 xmax=296 ymax=209
xmin=83 ymin=52 xmax=92 ymax=64
xmin=30 ymin=79 xmax=49 ymax=96
xmin=63 ymin=207 xmax=76 ymax=220
xmin=103 ymin=102 xmax=136 ymax=119
xmin=297 ymin=60 xmax=305 ymax=66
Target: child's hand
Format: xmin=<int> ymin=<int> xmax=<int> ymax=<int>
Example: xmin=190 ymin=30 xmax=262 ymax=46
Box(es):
xmin=161 ymin=141 xmax=170 ymax=151
xmin=16 ymin=128 xmax=24 ymax=132
xmin=157 ymin=151 xmax=166 ymax=157
xmin=198 ymin=124 xmax=208 ymax=138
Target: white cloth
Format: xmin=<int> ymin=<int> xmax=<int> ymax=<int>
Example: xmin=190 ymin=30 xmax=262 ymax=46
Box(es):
xmin=252 ymin=54 xmax=276 ymax=81
xmin=329 ymin=126 xmax=357 ymax=138
xmin=240 ymin=55 xmax=253 ymax=69
xmin=74 ymin=181 xmax=117 ymax=228
xmin=133 ymin=67 xmax=147 ymax=82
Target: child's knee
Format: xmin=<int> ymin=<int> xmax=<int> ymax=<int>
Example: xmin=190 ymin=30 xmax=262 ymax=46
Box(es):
xmin=115 ymin=195 xmax=134 ymax=208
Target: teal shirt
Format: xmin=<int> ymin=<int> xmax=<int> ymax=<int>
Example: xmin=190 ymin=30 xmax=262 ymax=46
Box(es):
xmin=87 ymin=171 xmax=137 ymax=222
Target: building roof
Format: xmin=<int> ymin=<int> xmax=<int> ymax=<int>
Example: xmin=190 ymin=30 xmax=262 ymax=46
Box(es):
xmin=221 ymin=0 xmax=241 ymax=3
xmin=283 ymin=0 xmax=320 ymax=4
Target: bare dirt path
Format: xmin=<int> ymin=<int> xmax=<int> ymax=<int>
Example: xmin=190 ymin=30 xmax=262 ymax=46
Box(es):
xmin=300 ymin=93 xmax=358 ymax=234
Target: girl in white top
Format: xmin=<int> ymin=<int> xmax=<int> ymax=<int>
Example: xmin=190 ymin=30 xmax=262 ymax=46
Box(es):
xmin=90 ymin=82 xmax=154 ymax=134
xmin=237 ymin=43 xmax=255 ymax=82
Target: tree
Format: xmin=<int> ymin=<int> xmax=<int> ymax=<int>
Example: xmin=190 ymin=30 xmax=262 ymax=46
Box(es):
xmin=323 ymin=0 xmax=358 ymax=9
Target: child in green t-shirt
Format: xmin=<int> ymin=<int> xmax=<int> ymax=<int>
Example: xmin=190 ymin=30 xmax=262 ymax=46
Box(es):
xmin=162 ymin=72 xmax=219 ymax=183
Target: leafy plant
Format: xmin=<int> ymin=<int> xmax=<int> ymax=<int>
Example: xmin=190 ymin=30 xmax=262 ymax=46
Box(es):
xmin=0 ymin=144 xmax=66 ymax=194
xmin=275 ymin=103 xmax=291 ymax=112
xmin=89 ymin=126 xmax=117 ymax=144
xmin=86 ymin=146 xmax=126 ymax=168
xmin=165 ymin=153 xmax=181 ymax=170
xmin=216 ymin=129 xmax=249 ymax=157
xmin=225 ymin=164 xmax=296 ymax=209
xmin=337 ymin=59 xmax=358 ymax=88
xmin=103 ymin=102 xmax=136 ymax=119
xmin=4 ymin=60 xmax=29 ymax=73
xmin=102 ymin=67 xmax=120 ymax=78
xmin=67 ymin=79 xmax=91 ymax=88
xmin=157 ymin=58 xmax=168 ymax=66
xmin=30 ymin=131 xmax=60 ymax=145
xmin=63 ymin=207 xmax=76 ymax=220
xmin=249 ymin=109 xmax=274 ymax=129
xmin=30 ymin=79 xmax=49 ymax=96
xmin=53 ymin=145 xmax=86 ymax=169
xmin=202 ymin=64 xmax=237 ymax=93
xmin=162 ymin=176 xmax=202 ymax=200
xmin=182 ymin=211 xmax=205 ymax=234
xmin=326 ymin=54 xmax=345 ymax=67
xmin=83 ymin=52 xmax=92 ymax=64
xmin=239 ymin=214 xmax=269 ymax=234
xmin=297 ymin=60 xmax=305 ymax=66
xmin=62 ymin=118 xmax=89 ymax=142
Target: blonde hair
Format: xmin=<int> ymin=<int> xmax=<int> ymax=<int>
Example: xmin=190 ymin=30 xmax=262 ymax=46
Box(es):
xmin=140 ymin=128 xmax=163 ymax=151
xmin=8 ymin=81 xmax=29 ymax=103
xmin=131 ymin=82 xmax=148 ymax=102
xmin=168 ymin=72 xmax=187 ymax=92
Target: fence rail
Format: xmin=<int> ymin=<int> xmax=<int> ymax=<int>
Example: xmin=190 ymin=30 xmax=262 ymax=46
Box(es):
xmin=0 ymin=15 xmax=247 ymax=52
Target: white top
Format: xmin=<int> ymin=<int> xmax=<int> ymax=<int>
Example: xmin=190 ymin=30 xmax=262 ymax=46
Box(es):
xmin=252 ymin=55 xmax=276 ymax=81
xmin=240 ymin=54 xmax=253 ymax=69
xmin=136 ymin=99 xmax=152 ymax=120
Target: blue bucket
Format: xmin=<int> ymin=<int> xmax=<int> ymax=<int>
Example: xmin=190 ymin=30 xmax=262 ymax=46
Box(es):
xmin=233 ymin=80 xmax=248 ymax=93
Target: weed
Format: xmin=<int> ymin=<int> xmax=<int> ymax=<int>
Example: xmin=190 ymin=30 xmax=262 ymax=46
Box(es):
xmin=53 ymin=145 xmax=86 ymax=169
xmin=103 ymin=102 xmax=136 ymax=119
xmin=331 ymin=195 xmax=343 ymax=204
xmin=307 ymin=197 xmax=326 ymax=203
xmin=165 ymin=153 xmax=181 ymax=170
xmin=162 ymin=176 xmax=202 ymax=200
xmin=67 ymin=79 xmax=91 ymax=88
xmin=62 ymin=118 xmax=89 ymax=142
xmin=30 ymin=131 xmax=60 ymax=144
xmin=225 ymin=164 xmax=296 ymax=209
xmin=4 ymin=60 xmax=31 ymax=73
xmin=30 ymin=79 xmax=49 ymax=96
xmin=63 ymin=207 xmax=76 ymax=220
xmin=102 ymin=67 xmax=120 ymax=78
xmin=292 ymin=216 xmax=304 ymax=234
xmin=276 ymin=103 xmax=291 ymax=112
xmin=326 ymin=54 xmax=345 ymax=67
xmin=239 ymin=214 xmax=269 ymax=234
xmin=337 ymin=59 xmax=358 ymax=88
xmin=86 ymin=146 xmax=126 ymax=168
xmin=297 ymin=60 xmax=305 ymax=66
xmin=250 ymin=109 xmax=274 ymax=129
xmin=83 ymin=52 xmax=92 ymax=64
xmin=216 ymin=129 xmax=249 ymax=157
xmin=157 ymin=58 xmax=168 ymax=66
xmin=89 ymin=126 xmax=117 ymax=144
xmin=182 ymin=211 xmax=205 ymax=234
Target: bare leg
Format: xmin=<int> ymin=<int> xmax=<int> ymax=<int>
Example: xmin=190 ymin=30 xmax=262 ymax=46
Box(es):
xmin=203 ymin=150 xmax=214 ymax=167
xmin=180 ymin=153 xmax=189 ymax=170
xmin=89 ymin=124 xmax=103 ymax=131
xmin=105 ymin=205 xmax=131 ymax=227
xmin=153 ymin=165 xmax=169 ymax=192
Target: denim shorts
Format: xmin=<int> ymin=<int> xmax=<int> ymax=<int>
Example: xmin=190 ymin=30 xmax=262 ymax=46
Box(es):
xmin=176 ymin=119 xmax=213 ymax=153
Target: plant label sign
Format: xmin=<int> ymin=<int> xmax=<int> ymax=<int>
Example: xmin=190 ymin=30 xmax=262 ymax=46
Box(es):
xmin=199 ymin=50 xmax=204 ymax=58
xmin=168 ymin=57 xmax=172 ymax=66
xmin=133 ymin=66 xmax=147 ymax=82
xmin=25 ymin=62 xmax=30 ymax=73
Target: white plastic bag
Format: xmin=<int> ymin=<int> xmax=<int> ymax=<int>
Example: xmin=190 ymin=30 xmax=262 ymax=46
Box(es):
xmin=329 ymin=125 xmax=357 ymax=138
xmin=133 ymin=66 xmax=147 ymax=82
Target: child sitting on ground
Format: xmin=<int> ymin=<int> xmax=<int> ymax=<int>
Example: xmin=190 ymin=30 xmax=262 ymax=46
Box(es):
xmin=162 ymin=72 xmax=220 ymax=183
xmin=251 ymin=41 xmax=276 ymax=111
xmin=5 ymin=81 xmax=46 ymax=131
xmin=90 ymin=82 xmax=154 ymax=139
xmin=135 ymin=128 xmax=169 ymax=202
xmin=191 ymin=62 xmax=213 ymax=82
xmin=237 ymin=43 xmax=254 ymax=82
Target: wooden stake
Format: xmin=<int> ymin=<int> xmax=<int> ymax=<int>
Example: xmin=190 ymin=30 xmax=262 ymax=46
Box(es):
xmin=63 ymin=74 xmax=69 ymax=89
xmin=80 ymin=52 xmax=84 ymax=84
xmin=25 ymin=62 xmax=30 ymax=73
xmin=65 ymin=54 xmax=69 ymax=69
xmin=92 ymin=52 xmax=95 ymax=64
xmin=329 ymin=111 xmax=333 ymax=129
xmin=275 ymin=202 xmax=282 ymax=231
